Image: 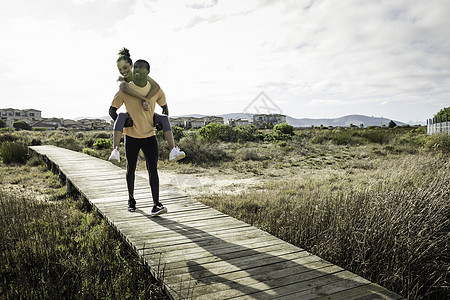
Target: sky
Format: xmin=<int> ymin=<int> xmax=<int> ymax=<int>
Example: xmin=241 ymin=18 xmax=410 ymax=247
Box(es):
xmin=1 ymin=0 xmax=449 ymax=124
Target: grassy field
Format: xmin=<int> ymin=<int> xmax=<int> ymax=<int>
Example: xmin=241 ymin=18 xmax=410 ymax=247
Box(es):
xmin=0 ymin=156 xmax=168 ymax=299
xmin=0 ymin=125 xmax=449 ymax=299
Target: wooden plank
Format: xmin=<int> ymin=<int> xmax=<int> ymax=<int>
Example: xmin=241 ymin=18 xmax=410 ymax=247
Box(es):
xmin=29 ymin=145 xmax=404 ymax=300
xmin=314 ymin=282 xmax=405 ymax=300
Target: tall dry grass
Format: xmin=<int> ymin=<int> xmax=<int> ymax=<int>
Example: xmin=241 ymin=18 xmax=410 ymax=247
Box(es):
xmin=200 ymin=153 xmax=449 ymax=299
xmin=0 ymin=161 xmax=168 ymax=299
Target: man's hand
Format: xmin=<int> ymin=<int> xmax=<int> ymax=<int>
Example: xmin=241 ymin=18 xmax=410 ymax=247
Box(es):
xmin=143 ymin=101 xmax=149 ymax=111
xmin=155 ymin=122 xmax=163 ymax=131
xmin=124 ymin=118 xmax=133 ymax=127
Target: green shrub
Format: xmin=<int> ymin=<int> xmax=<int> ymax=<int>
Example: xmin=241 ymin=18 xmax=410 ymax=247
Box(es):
xmin=425 ymin=134 xmax=450 ymax=153
xmin=388 ymin=120 xmax=397 ymax=128
xmin=54 ymin=137 xmax=83 ymax=152
xmin=84 ymin=138 xmax=95 ymax=148
xmin=93 ymin=132 xmax=110 ymax=139
xmin=0 ymin=141 xmax=28 ymax=164
xmin=82 ymin=148 xmax=100 ymax=158
xmin=409 ymin=127 xmax=426 ymax=136
xmin=238 ymin=148 xmax=265 ymax=161
xmin=172 ymin=126 xmax=185 ymax=141
xmin=360 ymin=129 xmax=391 ymax=144
xmin=13 ymin=121 xmax=31 ymax=131
xmin=93 ymin=138 xmax=112 ymax=150
xmin=197 ymin=123 xmax=235 ymax=142
xmin=0 ymin=127 xmax=13 ymax=133
xmin=32 ymin=127 xmax=48 ymax=132
xmin=273 ymin=123 xmax=294 ymax=135
xmin=75 ymin=132 xmax=85 ymax=139
xmin=178 ymin=134 xmax=229 ymax=165
xmin=0 ymin=134 xmax=18 ymax=146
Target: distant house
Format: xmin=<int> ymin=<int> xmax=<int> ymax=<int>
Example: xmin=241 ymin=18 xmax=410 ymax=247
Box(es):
xmin=0 ymin=108 xmax=42 ymax=128
xmin=63 ymin=119 xmax=79 ymax=129
xmin=169 ymin=117 xmax=186 ymax=128
xmin=29 ymin=118 xmax=63 ymax=130
xmin=76 ymin=118 xmax=112 ymax=131
xmin=169 ymin=116 xmax=224 ymax=129
xmin=204 ymin=116 xmax=224 ymax=126
xmin=227 ymin=118 xmax=249 ymax=127
xmin=184 ymin=117 xmax=207 ymax=129
xmin=252 ymin=114 xmax=286 ymax=129
xmin=30 ymin=120 xmax=59 ymax=130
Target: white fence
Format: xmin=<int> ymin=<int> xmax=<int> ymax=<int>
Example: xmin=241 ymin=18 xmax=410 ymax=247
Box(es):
xmin=427 ymin=121 xmax=450 ymax=135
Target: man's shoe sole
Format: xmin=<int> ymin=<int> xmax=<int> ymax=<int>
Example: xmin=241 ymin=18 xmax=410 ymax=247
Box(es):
xmin=169 ymin=153 xmax=185 ymax=162
xmin=151 ymin=207 xmax=168 ymax=216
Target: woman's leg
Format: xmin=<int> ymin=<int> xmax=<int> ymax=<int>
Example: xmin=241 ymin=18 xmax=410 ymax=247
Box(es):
xmin=112 ymin=113 xmax=130 ymax=149
xmin=141 ymin=136 xmax=160 ymax=205
xmin=154 ymin=113 xmax=175 ymax=150
xmin=124 ymin=135 xmax=140 ymax=201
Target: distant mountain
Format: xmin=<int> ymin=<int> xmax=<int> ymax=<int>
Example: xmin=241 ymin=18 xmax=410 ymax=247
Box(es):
xmin=286 ymin=114 xmax=406 ymax=127
xmin=172 ymin=113 xmax=406 ymax=127
xmin=81 ymin=113 xmax=407 ymax=128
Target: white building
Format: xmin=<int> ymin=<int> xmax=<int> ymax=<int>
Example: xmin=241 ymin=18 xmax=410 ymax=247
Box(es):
xmin=0 ymin=108 xmax=42 ymax=128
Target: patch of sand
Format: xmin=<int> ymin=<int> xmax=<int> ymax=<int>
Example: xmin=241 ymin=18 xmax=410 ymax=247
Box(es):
xmin=136 ymin=168 xmax=259 ymax=198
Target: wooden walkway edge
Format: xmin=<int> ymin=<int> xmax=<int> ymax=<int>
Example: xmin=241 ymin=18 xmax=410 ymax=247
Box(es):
xmin=29 ymin=145 xmax=404 ymax=300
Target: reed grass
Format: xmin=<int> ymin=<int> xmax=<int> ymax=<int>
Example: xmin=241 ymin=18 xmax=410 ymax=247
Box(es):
xmin=200 ymin=153 xmax=449 ymax=299
xmin=0 ymin=161 xmax=167 ymax=299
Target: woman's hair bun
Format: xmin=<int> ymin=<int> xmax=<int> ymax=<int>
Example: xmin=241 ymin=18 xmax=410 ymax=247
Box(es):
xmin=118 ymin=47 xmax=130 ymax=57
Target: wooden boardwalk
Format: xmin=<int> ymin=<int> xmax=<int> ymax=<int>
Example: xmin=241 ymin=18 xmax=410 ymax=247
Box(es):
xmin=29 ymin=145 xmax=404 ymax=300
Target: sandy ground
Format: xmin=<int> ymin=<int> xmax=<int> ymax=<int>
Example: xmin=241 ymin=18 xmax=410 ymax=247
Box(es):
xmin=136 ymin=167 xmax=260 ymax=198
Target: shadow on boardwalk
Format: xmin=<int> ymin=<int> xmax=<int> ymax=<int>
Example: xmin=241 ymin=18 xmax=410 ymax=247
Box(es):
xmin=137 ymin=211 xmax=397 ymax=300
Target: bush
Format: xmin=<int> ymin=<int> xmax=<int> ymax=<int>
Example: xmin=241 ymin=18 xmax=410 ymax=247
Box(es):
xmin=425 ymin=134 xmax=450 ymax=153
xmin=13 ymin=121 xmax=31 ymax=131
xmin=0 ymin=127 xmax=13 ymax=133
xmin=32 ymin=127 xmax=48 ymax=132
xmin=235 ymin=124 xmax=262 ymax=142
xmin=172 ymin=126 xmax=185 ymax=141
xmin=82 ymin=148 xmax=100 ymax=158
xmin=93 ymin=138 xmax=112 ymax=150
xmin=177 ymin=134 xmax=229 ymax=165
xmin=273 ymin=123 xmax=294 ymax=135
xmin=54 ymin=137 xmax=83 ymax=152
xmin=0 ymin=119 xmax=6 ymax=128
xmin=93 ymin=132 xmax=110 ymax=139
xmin=75 ymin=132 xmax=85 ymax=139
xmin=84 ymin=138 xmax=95 ymax=148
xmin=388 ymin=120 xmax=397 ymax=128
xmin=360 ymin=129 xmax=391 ymax=144
xmin=197 ymin=123 xmax=235 ymax=142
xmin=197 ymin=123 xmax=263 ymax=143
xmin=0 ymin=134 xmax=18 ymax=146
xmin=0 ymin=141 xmax=28 ymax=164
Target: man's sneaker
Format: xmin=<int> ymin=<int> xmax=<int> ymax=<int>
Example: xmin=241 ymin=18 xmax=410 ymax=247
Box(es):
xmin=169 ymin=146 xmax=185 ymax=162
xmin=128 ymin=198 xmax=136 ymax=212
xmin=151 ymin=203 xmax=167 ymax=216
xmin=109 ymin=148 xmax=120 ymax=162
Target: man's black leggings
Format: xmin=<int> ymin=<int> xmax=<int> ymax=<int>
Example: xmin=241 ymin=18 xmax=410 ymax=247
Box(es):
xmin=125 ymin=135 xmax=159 ymax=204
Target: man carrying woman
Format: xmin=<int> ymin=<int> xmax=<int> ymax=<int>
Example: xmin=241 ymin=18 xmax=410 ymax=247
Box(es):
xmin=109 ymin=58 xmax=167 ymax=215
xmin=109 ymin=48 xmax=185 ymax=163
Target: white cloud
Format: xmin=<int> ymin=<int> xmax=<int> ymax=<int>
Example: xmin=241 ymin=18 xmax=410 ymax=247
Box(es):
xmin=0 ymin=0 xmax=449 ymax=122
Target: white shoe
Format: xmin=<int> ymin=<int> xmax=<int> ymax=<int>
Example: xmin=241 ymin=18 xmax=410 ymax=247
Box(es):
xmin=108 ymin=148 xmax=120 ymax=162
xmin=169 ymin=146 xmax=185 ymax=162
